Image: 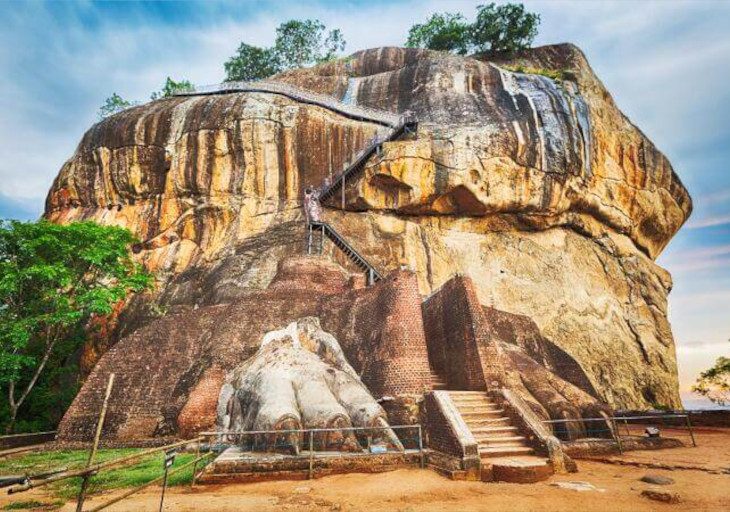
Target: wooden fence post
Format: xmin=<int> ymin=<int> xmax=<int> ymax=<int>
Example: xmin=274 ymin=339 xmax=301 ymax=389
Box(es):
xmin=76 ymin=373 xmax=115 ymax=512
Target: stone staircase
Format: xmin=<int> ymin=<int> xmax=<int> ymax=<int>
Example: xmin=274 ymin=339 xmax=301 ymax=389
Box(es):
xmin=447 ymin=391 xmax=534 ymax=458
xmin=429 ymin=369 xmax=448 ymax=391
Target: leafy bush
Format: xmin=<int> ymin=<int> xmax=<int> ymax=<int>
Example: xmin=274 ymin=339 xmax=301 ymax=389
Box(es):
xmin=150 ymin=77 xmax=195 ymax=100
xmin=502 ymin=64 xmax=569 ymax=81
xmin=693 ymin=345 xmax=730 ymax=405
xmin=97 ymin=93 xmax=135 ymax=120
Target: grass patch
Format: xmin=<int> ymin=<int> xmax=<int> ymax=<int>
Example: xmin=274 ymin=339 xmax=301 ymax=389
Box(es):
xmin=3 ymin=500 xmax=62 ymax=510
xmin=503 ymin=64 xmax=574 ymax=82
xmin=0 ymin=449 xmax=197 ymax=500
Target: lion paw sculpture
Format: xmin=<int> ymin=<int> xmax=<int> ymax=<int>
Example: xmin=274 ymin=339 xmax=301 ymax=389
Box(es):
xmin=217 ymin=317 xmax=403 ymax=454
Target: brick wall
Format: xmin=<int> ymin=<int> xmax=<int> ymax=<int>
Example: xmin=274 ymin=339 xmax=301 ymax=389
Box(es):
xmin=58 ymin=260 xmax=433 ymax=442
xmin=422 ymin=392 xmax=480 ymax=475
xmin=319 ymin=269 xmax=433 ymax=397
xmin=421 ymin=276 xmax=490 ymax=391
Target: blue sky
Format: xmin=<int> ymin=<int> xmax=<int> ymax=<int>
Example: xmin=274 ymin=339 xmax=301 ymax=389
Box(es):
xmin=0 ymin=0 xmax=728 ymax=406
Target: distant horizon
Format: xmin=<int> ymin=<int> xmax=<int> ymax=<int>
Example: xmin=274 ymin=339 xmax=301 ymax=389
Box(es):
xmin=0 ymin=0 xmax=727 ymax=410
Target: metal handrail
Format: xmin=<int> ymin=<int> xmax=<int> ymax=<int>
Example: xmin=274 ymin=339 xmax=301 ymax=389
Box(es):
xmin=542 ymin=414 xmax=690 ymax=423
xmin=175 ymin=80 xmax=403 ymax=128
xmin=0 ymin=431 xmax=56 ymax=440
xmin=308 ymin=221 xmax=382 ymax=284
xmin=201 ymin=424 xmax=413 ymax=436
xmin=542 ymin=413 xmax=697 ymax=448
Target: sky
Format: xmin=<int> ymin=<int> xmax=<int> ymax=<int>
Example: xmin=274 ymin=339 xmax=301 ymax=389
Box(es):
xmin=0 ymin=0 xmax=727 ymax=407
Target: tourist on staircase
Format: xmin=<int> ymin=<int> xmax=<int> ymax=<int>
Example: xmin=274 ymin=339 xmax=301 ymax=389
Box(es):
xmin=303 ymin=187 xmax=322 ymax=225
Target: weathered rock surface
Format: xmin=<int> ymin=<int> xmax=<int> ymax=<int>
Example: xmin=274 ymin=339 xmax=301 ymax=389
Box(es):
xmin=46 ymin=44 xmax=690 ymax=410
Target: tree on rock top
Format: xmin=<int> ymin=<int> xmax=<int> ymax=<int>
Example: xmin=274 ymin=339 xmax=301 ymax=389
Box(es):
xmin=406 ymin=3 xmax=540 ymax=54
xmin=224 ymin=18 xmax=346 ymax=82
xmin=0 ymin=220 xmax=151 ymax=433
xmin=150 ymin=77 xmax=195 ymax=100
xmin=97 ymin=93 xmax=135 ymax=120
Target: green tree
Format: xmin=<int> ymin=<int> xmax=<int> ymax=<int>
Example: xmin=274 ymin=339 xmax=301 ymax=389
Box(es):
xmin=470 ymin=3 xmax=540 ymax=53
xmin=223 ymin=19 xmax=346 ymax=82
xmin=150 ymin=77 xmax=195 ymax=100
xmin=0 ymin=220 xmax=151 ymax=432
xmin=274 ymin=19 xmax=345 ymax=68
xmin=404 ymin=3 xmax=540 ymax=55
xmin=692 ymin=344 xmax=730 ymax=406
xmin=405 ymin=12 xmax=471 ymax=55
xmin=97 ymin=93 xmax=134 ymax=120
xmin=224 ymin=43 xmax=281 ymax=82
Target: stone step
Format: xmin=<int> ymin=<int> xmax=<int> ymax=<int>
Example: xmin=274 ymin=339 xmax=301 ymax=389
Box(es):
xmin=475 ymin=435 xmax=527 ymax=444
xmin=447 ymin=391 xmax=489 ymax=396
xmin=453 ymin=403 xmax=499 ymax=411
xmin=449 ymin=391 xmax=491 ymax=402
xmin=452 ymin=400 xmax=497 ymax=408
xmin=463 ymin=417 xmax=512 ymax=427
xmin=484 ymin=456 xmax=554 ymax=483
xmin=458 ymin=409 xmax=504 ymax=417
xmin=479 ymin=446 xmax=534 ymax=457
xmin=469 ymin=425 xmax=518 ymax=435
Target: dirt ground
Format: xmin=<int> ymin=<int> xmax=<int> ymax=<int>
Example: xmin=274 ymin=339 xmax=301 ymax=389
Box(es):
xmin=3 ymin=428 xmax=728 ymax=512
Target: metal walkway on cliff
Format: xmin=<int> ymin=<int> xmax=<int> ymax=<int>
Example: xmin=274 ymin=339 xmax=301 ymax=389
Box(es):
xmin=307 ymin=221 xmax=383 ymax=285
xmin=177 ymin=80 xmax=417 ymax=286
xmin=174 ymin=80 xmax=402 ymax=127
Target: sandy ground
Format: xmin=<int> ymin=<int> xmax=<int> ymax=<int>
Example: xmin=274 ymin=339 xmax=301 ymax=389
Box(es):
xmin=3 ymin=428 xmax=728 ymax=512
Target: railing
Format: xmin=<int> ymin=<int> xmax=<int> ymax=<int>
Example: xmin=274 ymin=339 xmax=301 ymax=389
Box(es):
xmin=174 ymin=80 xmax=402 ymax=127
xmin=542 ymin=413 xmax=697 ymax=454
xmin=319 ymin=113 xmax=417 ymax=205
xmin=6 ymin=437 xmax=214 ymax=512
xmin=307 ymin=221 xmax=383 ymax=284
xmin=200 ymin=424 xmax=425 ymax=479
xmin=0 ymin=431 xmax=56 ymax=452
xmin=499 ymin=389 xmax=570 ymax=473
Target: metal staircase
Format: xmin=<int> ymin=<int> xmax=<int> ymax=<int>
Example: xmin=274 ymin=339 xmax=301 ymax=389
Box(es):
xmin=177 ymin=79 xmax=418 ymax=287
xmin=307 ymin=221 xmax=383 ymax=285
xmin=319 ymin=113 xmax=417 ymax=207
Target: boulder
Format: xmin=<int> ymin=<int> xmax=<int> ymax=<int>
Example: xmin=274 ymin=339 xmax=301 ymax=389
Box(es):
xmin=46 ymin=44 xmax=690 ymax=416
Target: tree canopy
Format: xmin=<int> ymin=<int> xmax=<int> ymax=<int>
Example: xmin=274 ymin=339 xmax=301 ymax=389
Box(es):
xmin=150 ymin=77 xmax=195 ymax=100
xmin=692 ymin=345 xmax=730 ymax=406
xmin=224 ymin=43 xmax=281 ymax=82
xmin=97 ymin=93 xmax=135 ymax=120
xmin=405 ymin=3 xmax=540 ymax=55
xmin=406 ymin=13 xmax=470 ymax=55
xmin=224 ymin=18 xmax=346 ymax=82
xmin=0 ymin=220 xmax=151 ymax=432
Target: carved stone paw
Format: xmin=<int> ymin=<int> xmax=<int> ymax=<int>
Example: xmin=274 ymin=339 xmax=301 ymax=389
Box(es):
xmin=217 ymin=317 xmax=403 ymax=453
xmin=500 ymin=343 xmax=614 ymax=440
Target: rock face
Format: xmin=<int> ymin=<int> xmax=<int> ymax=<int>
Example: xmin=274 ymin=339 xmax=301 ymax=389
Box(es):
xmin=47 ymin=44 xmax=690 ymax=415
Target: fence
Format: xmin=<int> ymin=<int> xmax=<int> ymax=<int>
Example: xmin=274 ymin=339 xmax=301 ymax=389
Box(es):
xmin=0 ymin=431 xmax=56 ymax=452
xmin=6 ymin=437 xmax=214 ymax=512
xmin=174 ymin=80 xmax=403 ymax=128
xmin=201 ymin=424 xmax=425 ymax=478
xmin=542 ymin=413 xmax=697 ymax=453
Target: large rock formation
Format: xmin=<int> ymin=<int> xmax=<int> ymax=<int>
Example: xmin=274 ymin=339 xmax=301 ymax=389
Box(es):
xmin=47 ymin=43 xmax=690 ymax=423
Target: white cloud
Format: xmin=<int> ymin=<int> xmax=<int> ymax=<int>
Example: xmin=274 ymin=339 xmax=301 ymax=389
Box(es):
xmin=685 ymin=214 xmax=730 ymax=230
